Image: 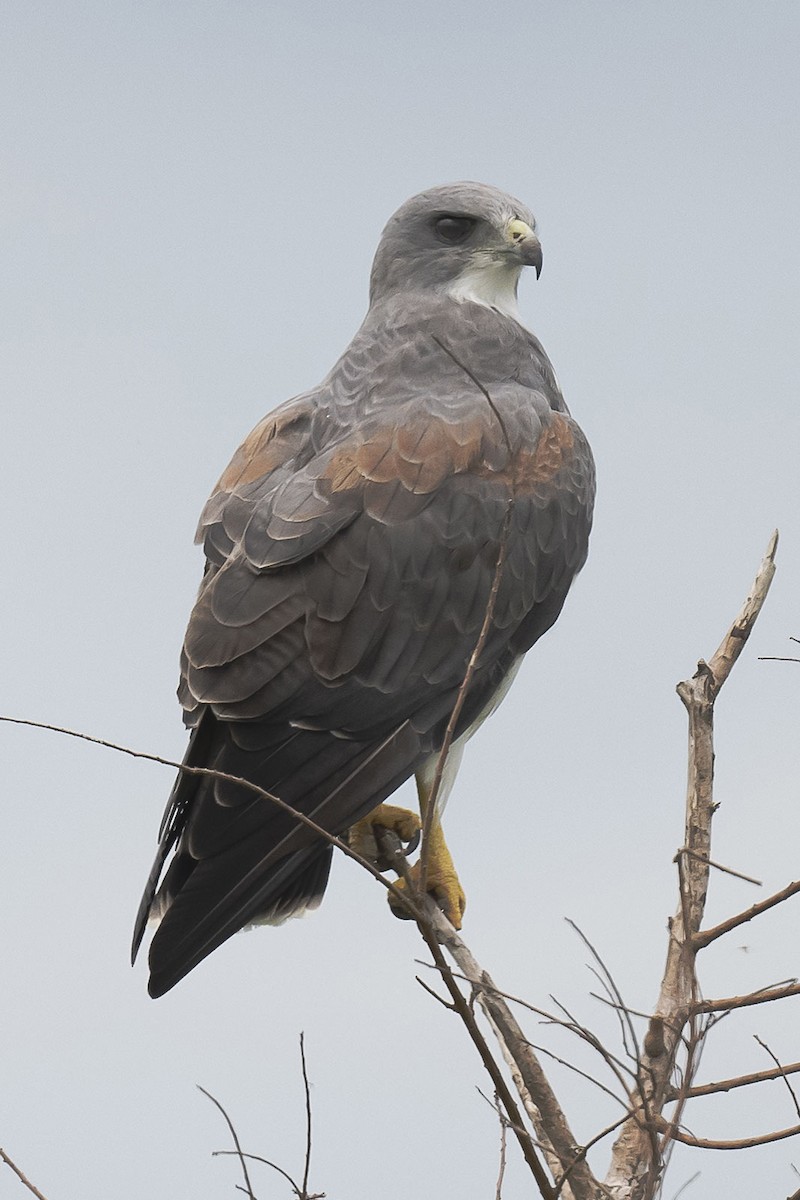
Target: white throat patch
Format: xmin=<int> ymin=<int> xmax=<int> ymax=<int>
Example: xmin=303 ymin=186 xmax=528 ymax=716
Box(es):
xmin=446 ymin=259 xmax=522 ymax=322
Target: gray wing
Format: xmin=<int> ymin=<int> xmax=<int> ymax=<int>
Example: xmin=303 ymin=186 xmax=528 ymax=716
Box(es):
xmin=134 ymin=367 xmax=594 ymax=997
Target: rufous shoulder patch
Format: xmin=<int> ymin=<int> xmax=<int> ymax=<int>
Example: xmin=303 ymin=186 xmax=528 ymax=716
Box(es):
xmin=216 ymin=403 xmax=310 ymax=492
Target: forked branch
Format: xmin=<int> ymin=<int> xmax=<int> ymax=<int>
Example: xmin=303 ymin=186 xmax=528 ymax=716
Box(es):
xmin=603 ymin=531 xmax=779 ymax=1199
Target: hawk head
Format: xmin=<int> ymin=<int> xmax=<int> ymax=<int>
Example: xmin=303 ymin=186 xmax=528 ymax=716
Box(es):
xmin=369 ymin=181 xmax=542 ymax=319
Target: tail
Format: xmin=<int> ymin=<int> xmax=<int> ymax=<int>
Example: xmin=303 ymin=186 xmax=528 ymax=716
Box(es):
xmin=132 ymin=713 xmax=424 ymax=997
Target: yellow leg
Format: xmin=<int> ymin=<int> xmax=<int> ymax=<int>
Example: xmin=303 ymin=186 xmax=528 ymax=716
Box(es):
xmin=349 ymin=781 xmax=466 ymax=929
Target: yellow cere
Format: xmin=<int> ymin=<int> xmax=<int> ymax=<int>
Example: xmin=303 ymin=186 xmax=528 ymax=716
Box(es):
xmin=506 ymin=218 xmax=535 ymax=243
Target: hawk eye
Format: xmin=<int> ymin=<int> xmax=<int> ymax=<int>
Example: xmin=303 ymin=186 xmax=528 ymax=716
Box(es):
xmin=434 ymin=215 xmax=476 ymax=244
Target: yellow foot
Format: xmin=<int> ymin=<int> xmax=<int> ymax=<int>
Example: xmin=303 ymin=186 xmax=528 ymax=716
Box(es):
xmin=347 ymin=803 xmax=421 ymax=871
xmin=387 ymin=831 xmax=467 ymax=930
xmin=348 ymin=801 xmax=466 ymax=929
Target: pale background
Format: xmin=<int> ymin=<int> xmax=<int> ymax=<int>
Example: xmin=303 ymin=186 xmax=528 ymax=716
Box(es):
xmin=2 ymin=3 xmax=800 ymax=1197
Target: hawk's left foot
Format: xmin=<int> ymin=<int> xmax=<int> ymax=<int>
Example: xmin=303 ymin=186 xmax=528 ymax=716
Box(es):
xmin=388 ymin=852 xmax=467 ymax=929
xmin=387 ymin=816 xmax=466 ymax=929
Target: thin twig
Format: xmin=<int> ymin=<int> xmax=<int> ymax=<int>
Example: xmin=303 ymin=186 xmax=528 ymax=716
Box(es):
xmin=419 ymin=336 xmax=515 ymax=895
xmin=534 ymin=1044 xmax=631 ymax=1114
xmin=567 ymin=921 xmax=642 ymax=1069
xmin=199 ymin=1086 xmax=257 ymax=1200
xmin=299 ymin=1033 xmax=313 ymax=1199
xmin=695 ymin=981 xmax=800 ymax=1014
xmin=547 ymin=994 xmax=639 ymax=1095
xmin=419 ymin=955 xmax=638 ymax=1119
xmin=693 ymin=879 xmax=800 ymax=950
xmin=417 ymin=498 xmax=513 ymax=895
xmin=754 ymin=1036 xmax=800 ymax=1122
xmin=214 ymin=1153 xmax=302 ymax=1197
xmin=554 ymin=1115 xmax=629 ymax=1200
xmin=0 ymin=1150 xmax=50 ymax=1200
xmin=681 ymin=1059 xmax=800 ymax=1099
xmin=430 ymin=335 xmax=514 ymax=457
xmin=415 ymin=974 xmax=457 ymax=1010
xmin=660 ymin=1120 xmax=800 ymax=1151
xmin=0 ymin=715 xmax=421 ymax=925
xmin=566 ymin=920 xmax=649 ymax=1124
xmin=475 ymin=1087 xmax=533 ymax=1144
xmin=669 ymin=1171 xmax=701 ymax=1200
xmin=678 ymin=848 xmax=762 ymax=886
xmin=494 ymin=1090 xmax=508 ymax=1200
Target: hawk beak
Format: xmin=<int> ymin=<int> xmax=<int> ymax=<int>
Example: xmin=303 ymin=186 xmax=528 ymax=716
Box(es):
xmin=506 ymin=219 xmax=543 ymax=278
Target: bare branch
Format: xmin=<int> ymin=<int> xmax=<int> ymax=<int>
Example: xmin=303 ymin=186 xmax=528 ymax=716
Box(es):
xmin=704 ymin=529 xmax=779 ymax=690
xmin=695 ymin=982 xmax=800 ymax=1015
xmin=0 ymin=715 xmax=422 ymax=926
xmin=419 ymin=336 xmax=515 ymax=895
xmin=754 ymin=1036 xmax=800 ymax=1122
xmin=494 ymin=1090 xmax=509 ymax=1200
xmin=567 ymin=920 xmax=643 ymax=1073
xmin=554 ymin=1116 xmax=629 ymax=1200
xmin=605 ymin=532 xmax=779 ymax=1199
xmin=214 ymin=1153 xmax=303 ymax=1197
xmin=668 ymin=1170 xmax=701 ymax=1199
xmin=376 ymin=829 xmax=561 ymax=1199
xmin=420 ymin=898 xmax=607 ymax=1199
xmin=212 ymin=1040 xmax=324 ymax=1200
xmin=0 ymin=1150 xmax=49 ymax=1200
xmin=677 ymin=848 xmax=761 ymax=887
xmin=523 ymin=1039 xmax=632 ymax=1112
xmin=199 ymin=1086 xmax=257 ymax=1200
xmin=660 ymin=1120 xmax=800 ymax=1151
xmin=418 ymin=498 xmax=513 ymax=895
xmin=417 ymin=956 xmax=637 ymax=1098
xmin=759 ymin=636 xmax=800 ymax=665
xmin=414 ymin=974 xmax=458 ymax=1011
xmin=682 ymin=1059 xmax=800 ymax=1099
xmin=299 ymin=1034 xmax=314 ymax=1199
xmin=693 ymin=879 xmax=800 ymax=950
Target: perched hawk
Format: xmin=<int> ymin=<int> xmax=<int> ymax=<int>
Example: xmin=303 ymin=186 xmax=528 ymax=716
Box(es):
xmin=133 ymin=182 xmax=595 ymax=997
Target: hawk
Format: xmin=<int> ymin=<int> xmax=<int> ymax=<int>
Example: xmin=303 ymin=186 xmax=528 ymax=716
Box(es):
xmin=132 ymin=182 xmax=595 ymax=997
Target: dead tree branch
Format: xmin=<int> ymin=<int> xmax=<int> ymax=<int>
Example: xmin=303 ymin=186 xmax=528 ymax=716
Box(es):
xmin=420 ymin=895 xmax=607 ymax=1199
xmin=0 ymin=1150 xmax=50 ymax=1200
xmin=378 ymin=828 xmax=564 ymax=1198
xmin=207 ymin=1038 xmax=324 ymax=1199
xmin=200 ymin=1086 xmax=258 ymax=1200
xmin=754 ymin=1036 xmax=800 ymax=1121
xmin=603 ymin=531 xmax=779 ymax=1200
xmin=693 ymin=879 xmax=800 ymax=950
xmin=681 ymin=1059 xmax=800 ymax=1099
xmin=299 ymin=1034 xmax=314 ymax=1200
xmin=695 ymin=981 xmax=800 ymax=1015
xmin=658 ymin=1120 xmax=800 ymax=1151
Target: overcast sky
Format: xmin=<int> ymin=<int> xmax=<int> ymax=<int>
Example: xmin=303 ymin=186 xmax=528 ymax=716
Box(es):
xmin=3 ymin=3 xmax=800 ymax=1197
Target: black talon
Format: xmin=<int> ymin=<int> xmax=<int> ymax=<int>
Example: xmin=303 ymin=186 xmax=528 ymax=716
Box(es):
xmin=405 ymin=828 xmax=421 ymax=856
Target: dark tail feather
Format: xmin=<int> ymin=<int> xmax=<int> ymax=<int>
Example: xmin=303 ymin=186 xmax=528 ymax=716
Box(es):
xmin=131 ymin=714 xmax=215 ymax=965
xmin=146 ymin=844 xmax=331 ymax=998
xmin=255 ymin=844 xmax=333 ymax=925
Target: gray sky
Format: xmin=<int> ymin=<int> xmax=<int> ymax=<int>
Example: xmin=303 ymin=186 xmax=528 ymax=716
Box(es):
xmin=3 ymin=2 xmax=800 ymax=1196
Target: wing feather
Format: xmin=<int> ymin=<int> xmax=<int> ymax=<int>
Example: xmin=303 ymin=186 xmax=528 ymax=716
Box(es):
xmin=136 ymin=313 xmax=595 ymax=995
